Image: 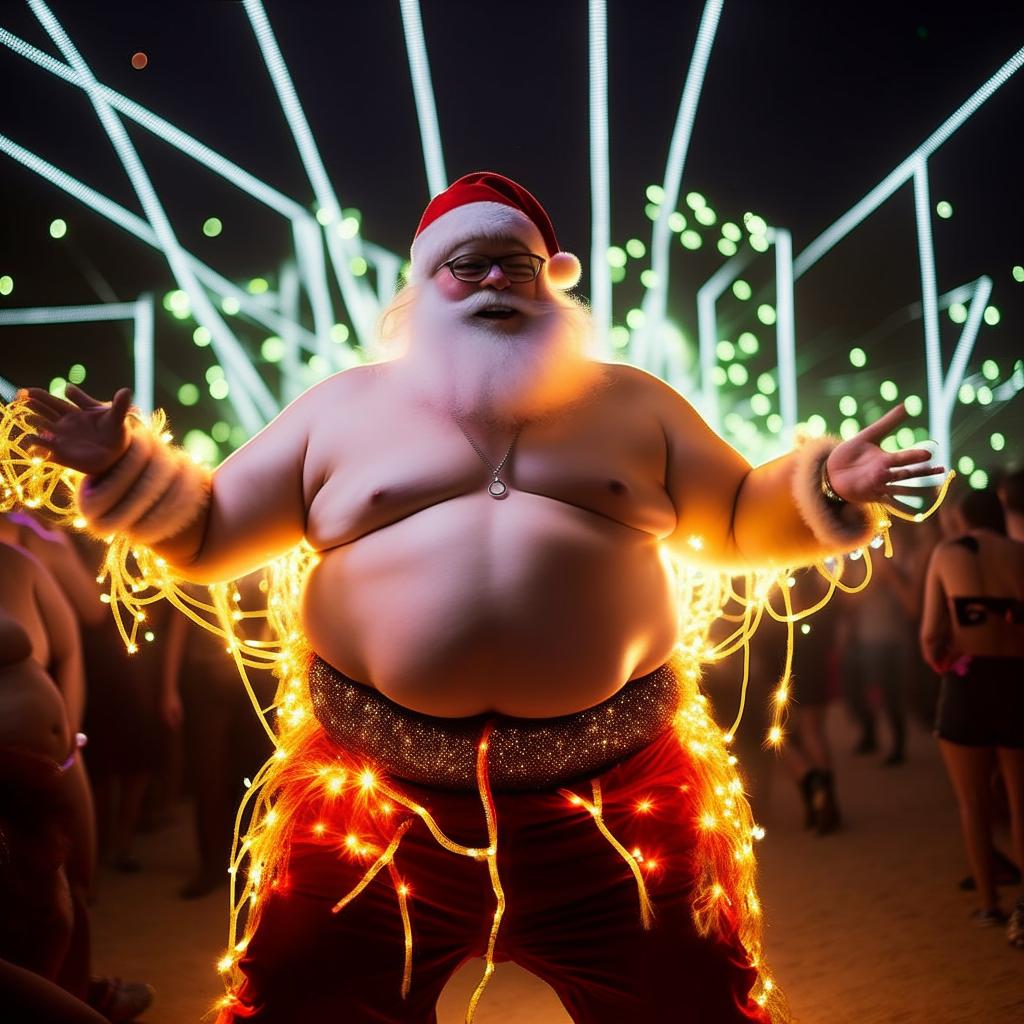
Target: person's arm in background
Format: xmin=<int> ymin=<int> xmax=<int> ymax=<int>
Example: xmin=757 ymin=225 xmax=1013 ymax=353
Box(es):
xmin=159 ymin=608 xmax=188 ymax=730
xmin=30 ymin=554 xmax=85 ymax=733
xmin=920 ymin=545 xmax=956 ymax=673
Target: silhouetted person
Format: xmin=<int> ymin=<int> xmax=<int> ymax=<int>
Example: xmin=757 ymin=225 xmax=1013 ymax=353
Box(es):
xmin=922 ymin=488 xmax=1024 ymax=945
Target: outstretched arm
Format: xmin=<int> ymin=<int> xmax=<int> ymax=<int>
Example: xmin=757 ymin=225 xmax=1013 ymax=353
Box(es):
xmin=21 ymin=384 xmax=315 ymax=584
xmin=657 ymin=380 xmax=942 ymax=569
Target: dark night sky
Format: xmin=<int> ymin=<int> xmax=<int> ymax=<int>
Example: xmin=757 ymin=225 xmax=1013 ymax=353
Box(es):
xmin=1 ymin=1 xmax=1022 ymax=467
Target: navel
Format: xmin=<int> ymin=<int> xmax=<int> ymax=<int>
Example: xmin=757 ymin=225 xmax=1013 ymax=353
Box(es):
xmin=608 ymin=479 xmax=627 ymax=495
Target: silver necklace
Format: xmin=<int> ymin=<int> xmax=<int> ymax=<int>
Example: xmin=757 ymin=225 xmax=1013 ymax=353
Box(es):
xmin=455 ymin=419 xmax=522 ymax=499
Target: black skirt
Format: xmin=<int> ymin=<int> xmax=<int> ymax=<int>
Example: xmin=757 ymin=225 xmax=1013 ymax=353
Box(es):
xmin=934 ymin=656 xmax=1024 ymax=748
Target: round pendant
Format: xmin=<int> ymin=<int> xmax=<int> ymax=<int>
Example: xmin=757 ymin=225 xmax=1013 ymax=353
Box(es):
xmin=487 ymin=478 xmax=509 ymax=499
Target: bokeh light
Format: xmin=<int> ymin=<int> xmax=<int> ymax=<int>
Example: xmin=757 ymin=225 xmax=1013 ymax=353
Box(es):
xmin=737 ymin=331 xmax=758 ymax=355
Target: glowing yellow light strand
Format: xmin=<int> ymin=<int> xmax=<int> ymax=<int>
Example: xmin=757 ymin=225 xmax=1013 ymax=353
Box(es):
xmin=559 ymin=780 xmax=655 ymax=929
xmin=332 ymin=817 xmax=414 ymax=913
xmin=387 ymin=862 xmax=414 ymax=1000
xmin=466 ymin=725 xmax=505 ymax=1023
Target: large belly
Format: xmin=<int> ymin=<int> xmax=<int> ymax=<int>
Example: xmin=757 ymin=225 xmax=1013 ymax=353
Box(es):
xmin=301 ymin=491 xmax=679 ymax=716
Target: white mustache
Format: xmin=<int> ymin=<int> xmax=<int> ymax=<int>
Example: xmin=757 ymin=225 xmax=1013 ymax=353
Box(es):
xmin=456 ymin=292 xmax=557 ymax=318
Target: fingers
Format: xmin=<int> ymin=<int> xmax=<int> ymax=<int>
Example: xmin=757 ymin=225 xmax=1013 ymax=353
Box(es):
xmin=64 ymin=384 xmax=104 ymax=409
xmin=20 ymin=433 xmax=54 ymax=452
xmin=110 ymin=388 xmax=133 ymax=419
xmin=890 ymin=464 xmax=946 ymax=483
xmin=859 ymin=403 xmax=907 ymax=443
xmin=887 ymin=447 xmax=934 ymax=467
xmin=25 ymin=408 xmax=59 ymax=428
xmin=21 ymin=387 xmax=74 ymax=417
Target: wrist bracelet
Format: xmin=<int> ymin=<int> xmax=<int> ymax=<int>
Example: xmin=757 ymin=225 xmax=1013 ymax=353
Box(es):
xmin=820 ymin=459 xmax=846 ymax=506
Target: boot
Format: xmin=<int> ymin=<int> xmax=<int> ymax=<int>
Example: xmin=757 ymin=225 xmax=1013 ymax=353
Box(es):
xmin=797 ymin=771 xmax=817 ymax=830
xmin=810 ymin=770 xmax=841 ymax=835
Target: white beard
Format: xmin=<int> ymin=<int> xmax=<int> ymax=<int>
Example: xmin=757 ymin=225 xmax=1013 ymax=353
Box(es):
xmin=392 ymin=284 xmax=596 ymax=425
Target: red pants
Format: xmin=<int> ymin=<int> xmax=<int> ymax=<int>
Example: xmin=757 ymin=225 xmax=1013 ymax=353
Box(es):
xmin=219 ymin=728 xmax=769 ymax=1023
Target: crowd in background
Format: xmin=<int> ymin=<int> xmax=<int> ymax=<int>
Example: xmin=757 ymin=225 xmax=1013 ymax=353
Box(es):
xmin=0 ymin=512 xmax=273 ymax=1021
xmin=706 ymin=465 xmax=1024 ymax=950
xmin=0 ymin=464 xmax=1021 ymax=1021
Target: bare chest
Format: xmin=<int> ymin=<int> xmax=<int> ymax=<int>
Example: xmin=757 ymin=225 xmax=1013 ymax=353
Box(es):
xmin=304 ymin=401 xmax=677 ymax=550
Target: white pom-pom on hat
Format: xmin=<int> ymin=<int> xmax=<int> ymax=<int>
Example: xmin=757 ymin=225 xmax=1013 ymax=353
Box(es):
xmin=545 ymin=251 xmax=581 ymax=290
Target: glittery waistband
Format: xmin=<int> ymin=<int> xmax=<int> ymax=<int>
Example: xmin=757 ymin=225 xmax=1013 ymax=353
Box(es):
xmin=308 ymin=658 xmax=681 ymax=792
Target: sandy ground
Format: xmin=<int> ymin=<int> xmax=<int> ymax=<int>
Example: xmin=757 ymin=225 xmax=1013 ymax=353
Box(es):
xmin=91 ymin=712 xmax=1024 ymax=1024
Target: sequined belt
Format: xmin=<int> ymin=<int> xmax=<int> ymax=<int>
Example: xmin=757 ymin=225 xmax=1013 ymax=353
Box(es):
xmin=308 ymin=657 xmax=681 ymax=792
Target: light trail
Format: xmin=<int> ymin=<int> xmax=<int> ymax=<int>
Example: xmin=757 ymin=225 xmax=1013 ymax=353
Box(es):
xmin=243 ymin=0 xmax=377 ymax=344
xmin=588 ymin=0 xmax=611 ymax=357
xmin=30 ymin=0 xmax=276 ymax=434
xmin=912 ymin=156 xmax=945 ymax=464
xmin=399 ymin=0 xmax=447 ymax=198
xmin=794 ymin=45 xmax=1024 ymax=279
xmin=639 ymin=0 xmax=723 ymax=370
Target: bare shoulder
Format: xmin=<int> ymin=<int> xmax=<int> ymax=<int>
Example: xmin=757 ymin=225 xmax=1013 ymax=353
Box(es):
xmin=287 ymin=363 xmax=386 ymax=420
xmin=598 ymin=361 xmax=705 ymax=429
xmin=931 ymin=534 xmax=979 ymax=570
xmin=599 ymin=362 xmax=685 ymax=408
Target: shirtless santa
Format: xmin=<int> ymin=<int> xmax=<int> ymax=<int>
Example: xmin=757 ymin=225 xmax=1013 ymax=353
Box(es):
xmin=20 ymin=172 xmax=941 ymax=1022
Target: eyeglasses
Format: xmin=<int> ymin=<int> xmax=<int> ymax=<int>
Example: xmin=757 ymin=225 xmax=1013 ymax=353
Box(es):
xmin=435 ymin=252 xmax=546 ymax=283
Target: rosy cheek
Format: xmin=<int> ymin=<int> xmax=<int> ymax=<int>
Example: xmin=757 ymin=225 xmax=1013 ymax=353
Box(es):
xmin=434 ymin=274 xmax=475 ymax=302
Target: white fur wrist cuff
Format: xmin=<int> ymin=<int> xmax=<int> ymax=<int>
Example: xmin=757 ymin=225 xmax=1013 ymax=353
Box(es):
xmin=791 ymin=436 xmax=874 ymax=551
xmin=77 ymin=427 xmax=211 ymax=546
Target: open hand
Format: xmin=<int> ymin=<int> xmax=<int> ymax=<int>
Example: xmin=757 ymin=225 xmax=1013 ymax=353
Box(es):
xmin=20 ymin=385 xmax=133 ymax=476
xmin=826 ymin=404 xmax=945 ymax=505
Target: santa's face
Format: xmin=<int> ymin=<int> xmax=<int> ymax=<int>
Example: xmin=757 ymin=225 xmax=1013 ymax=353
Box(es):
xmin=431 ymin=240 xmax=542 ymax=334
xmin=390 ymin=234 xmax=591 ymax=424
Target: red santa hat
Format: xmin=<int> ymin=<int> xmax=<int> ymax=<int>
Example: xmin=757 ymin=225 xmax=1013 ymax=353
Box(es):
xmin=410 ymin=171 xmax=582 ymax=290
